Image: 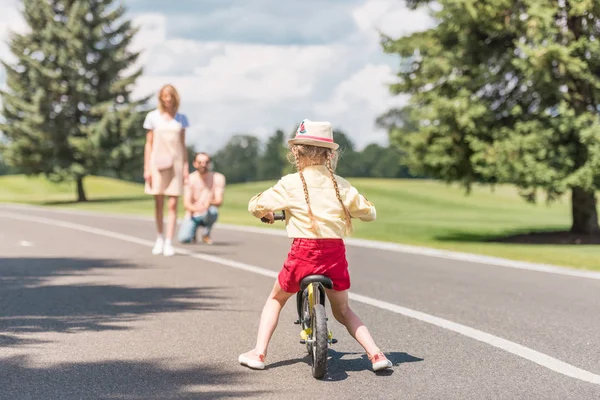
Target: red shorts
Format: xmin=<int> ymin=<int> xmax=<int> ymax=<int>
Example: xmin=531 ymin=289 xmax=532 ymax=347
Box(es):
xmin=278 ymin=238 xmax=350 ymax=293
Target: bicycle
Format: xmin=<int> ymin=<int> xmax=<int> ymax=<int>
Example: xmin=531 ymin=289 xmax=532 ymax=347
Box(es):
xmin=260 ymin=211 xmax=337 ymax=379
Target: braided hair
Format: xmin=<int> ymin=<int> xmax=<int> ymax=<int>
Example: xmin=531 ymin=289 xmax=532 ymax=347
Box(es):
xmin=288 ymin=144 xmax=352 ymax=235
xmin=325 ymin=154 xmax=353 ymax=235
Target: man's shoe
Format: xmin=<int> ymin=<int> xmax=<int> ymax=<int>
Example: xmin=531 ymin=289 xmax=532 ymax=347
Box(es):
xmin=202 ymin=235 xmax=214 ymax=245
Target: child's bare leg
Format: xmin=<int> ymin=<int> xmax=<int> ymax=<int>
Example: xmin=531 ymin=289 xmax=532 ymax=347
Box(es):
xmin=254 ymin=281 xmax=294 ymax=355
xmin=326 ymin=288 xmax=381 ymax=357
xmin=242 ymin=280 xmax=294 ymax=362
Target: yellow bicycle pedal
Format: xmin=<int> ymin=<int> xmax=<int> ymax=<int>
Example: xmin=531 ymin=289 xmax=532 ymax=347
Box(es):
xmin=300 ymin=328 xmax=312 ymax=340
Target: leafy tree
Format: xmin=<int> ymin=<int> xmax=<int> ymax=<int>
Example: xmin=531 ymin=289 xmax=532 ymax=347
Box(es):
xmin=353 ymin=143 xmax=382 ymax=177
xmin=381 ymin=0 xmax=600 ymax=234
xmin=212 ymin=134 xmax=260 ymax=183
xmin=378 ymin=146 xmax=414 ymax=178
xmin=357 ymin=143 xmax=411 ymax=178
xmin=376 ymin=106 xmax=423 ymax=179
xmin=333 ymin=130 xmax=360 ymax=177
xmin=186 ymin=144 xmax=197 ymax=173
xmin=0 ymin=152 xmax=14 ymax=175
xmin=258 ymin=129 xmax=287 ymax=180
xmin=0 ymin=0 xmax=148 ymax=201
xmin=282 ymin=128 xmax=298 ymax=175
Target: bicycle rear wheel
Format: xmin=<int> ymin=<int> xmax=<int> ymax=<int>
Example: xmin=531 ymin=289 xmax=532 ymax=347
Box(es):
xmin=311 ymin=303 xmax=328 ymax=379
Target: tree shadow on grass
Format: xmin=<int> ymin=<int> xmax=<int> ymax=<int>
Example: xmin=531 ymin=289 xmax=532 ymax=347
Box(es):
xmin=0 ymin=257 xmax=226 ymax=346
xmin=38 ymin=195 xmax=148 ymax=206
xmin=1 ymin=355 xmax=268 ymax=400
xmin=436 ymin=229 xmax=600 ymax=245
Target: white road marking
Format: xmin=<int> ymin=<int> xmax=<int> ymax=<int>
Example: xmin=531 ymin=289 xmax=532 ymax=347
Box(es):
xmin=1 ymin=210 xmax=599 ymax=385
xmin=2 ymin=203 xmax=600 ymax=280
xmin=19 ymin=240 xmax=34 ymax=247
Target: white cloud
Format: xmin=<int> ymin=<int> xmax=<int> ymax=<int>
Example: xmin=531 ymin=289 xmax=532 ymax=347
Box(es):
xmin=128 ymin=0 xmax=362 ymax=45
xmin=0 ymin=0 xmax=26 ymax=113
xmin=131 ymin=15 xmax=223 ymax=77
xmin=353 ymin=0 xmax=435 ymax=42
xmin=1 ymin=0 xmax=433 ymax=154
xmin=131 ymin=13 xmax=167 ymax=51
xmin=314 ymin=64 xmax=409 ymax=147
xmin=191 ymin=44 xmax=340 ymax=101
xmin=0 ymin=0 xmax=27 ymax=65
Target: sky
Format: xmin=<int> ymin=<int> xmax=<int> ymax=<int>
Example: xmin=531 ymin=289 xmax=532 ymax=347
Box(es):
xmin=0 ymin=0 xmax=434 ymax=153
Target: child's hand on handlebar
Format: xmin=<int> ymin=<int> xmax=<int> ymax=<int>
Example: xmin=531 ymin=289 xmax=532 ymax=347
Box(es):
xmin=260 ymin=212 xmax=275 ymax=224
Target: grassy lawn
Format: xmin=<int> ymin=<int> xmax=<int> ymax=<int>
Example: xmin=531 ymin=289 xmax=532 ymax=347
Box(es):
xmin=1 ymin=174 xmax=599 ymax=271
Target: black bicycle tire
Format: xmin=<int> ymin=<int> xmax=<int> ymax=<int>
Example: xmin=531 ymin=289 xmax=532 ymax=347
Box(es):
xmin=311 ymin=303 xmax=328 ymax=379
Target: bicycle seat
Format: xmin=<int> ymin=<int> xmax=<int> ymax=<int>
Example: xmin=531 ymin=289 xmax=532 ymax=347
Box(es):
xmin=300 ymin=275 xmax=333 ymax=291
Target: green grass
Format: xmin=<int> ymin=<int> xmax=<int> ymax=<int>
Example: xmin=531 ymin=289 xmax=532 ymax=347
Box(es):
xmin=1 ymin=174 xmax=599 ymax=271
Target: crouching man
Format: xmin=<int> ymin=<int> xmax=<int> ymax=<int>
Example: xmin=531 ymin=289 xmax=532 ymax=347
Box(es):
xmin=178 ymin=152 xmax=226 ymax=245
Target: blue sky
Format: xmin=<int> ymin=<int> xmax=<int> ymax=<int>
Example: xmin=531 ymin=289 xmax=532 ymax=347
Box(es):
xmin=0 ymin=0 xmax=434 ymax=153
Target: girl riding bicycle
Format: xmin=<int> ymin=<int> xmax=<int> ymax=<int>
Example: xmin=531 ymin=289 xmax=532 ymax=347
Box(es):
xmin=238 ymin=119 xmax=392 ymax=372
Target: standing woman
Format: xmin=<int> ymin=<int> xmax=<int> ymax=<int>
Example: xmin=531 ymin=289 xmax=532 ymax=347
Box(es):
xmin=143 ymin=84 xmax=190 ymax=257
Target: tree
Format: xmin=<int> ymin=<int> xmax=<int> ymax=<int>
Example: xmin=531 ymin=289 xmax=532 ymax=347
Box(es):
xmin=381 ymin=0 xmax=600 ymax=234
xmin=257 ymin=129 xmax=287 ymax=181
xmin=376 ymin=146 xmax=414 ymax=178
xmin=212 ymin=135 xmax=260 ymax=183
xmin=357 ymin=143 xmax=410 ymax=178
xmin=332 ymin=130 xmax=360 ymax=177
xmin=376 ymin=106 xmax=423 ymax=179
xmin=186 ymin=144 xmax=197 ymax=174
xmin=0 ymin=0 xmax=148 ymax=201
xmin=0 ymin=153 xmax=14 ymax=176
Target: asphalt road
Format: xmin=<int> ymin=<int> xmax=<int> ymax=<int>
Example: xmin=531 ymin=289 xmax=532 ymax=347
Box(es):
xmin=1 ymin=204 xmax=600 ymax=399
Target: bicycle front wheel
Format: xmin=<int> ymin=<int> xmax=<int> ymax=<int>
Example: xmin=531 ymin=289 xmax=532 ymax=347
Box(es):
xmin=311 ymin=303 xmax=328 ymax=379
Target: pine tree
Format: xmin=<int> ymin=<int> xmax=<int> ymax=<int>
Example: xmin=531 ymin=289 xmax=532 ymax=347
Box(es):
xmin=381 ymin=0 xmax=600 ymax=234
xmin=0 ymin=0 xmax=149 ymax=201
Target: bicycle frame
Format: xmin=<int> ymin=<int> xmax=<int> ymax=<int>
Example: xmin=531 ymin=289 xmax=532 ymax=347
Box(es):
xmin=297 ymin=282 xmax=324 ymax=340
xmin=296 ymin=277 xmax=336 ymax=344
xmin=297 ymin=282 xmax=325 ymax=322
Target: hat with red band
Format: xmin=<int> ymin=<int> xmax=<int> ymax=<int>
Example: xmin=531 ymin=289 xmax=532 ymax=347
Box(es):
xmin=288 ymin=119 xmax=339 ymax=150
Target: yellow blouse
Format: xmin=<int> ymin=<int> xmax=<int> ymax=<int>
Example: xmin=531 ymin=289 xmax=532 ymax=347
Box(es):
xmin=248 ymin=165 xmax=376 ymax=238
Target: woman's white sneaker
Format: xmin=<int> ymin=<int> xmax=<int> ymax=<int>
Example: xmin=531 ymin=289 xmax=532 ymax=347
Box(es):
xmin=152 ymin=237 xmax=164 ymax=255
xmin=163 ymin=241 xmax=175 ymax=257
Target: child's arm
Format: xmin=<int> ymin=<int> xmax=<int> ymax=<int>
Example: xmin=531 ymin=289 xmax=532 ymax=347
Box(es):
xmin=346 ymin=186 xmax=376 ymax=222
xmin=248 ymin=179 xmax=289 ymax=219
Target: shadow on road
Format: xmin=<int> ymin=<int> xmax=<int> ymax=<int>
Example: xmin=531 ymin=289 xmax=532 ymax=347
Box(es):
xmin=0 ymin=355 xmax=267 ymax=400
xmin=0 ymin=257 xmax=225 ymax=346
xmin=266 ymin=349 xmax=423 ymax=381
xmin=325 ymin=350 xmax=423 ymax=381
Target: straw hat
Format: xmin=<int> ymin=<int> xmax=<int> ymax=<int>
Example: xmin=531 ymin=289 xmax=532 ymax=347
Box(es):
xmin=288 ymin=119 xmax=339 ymax=150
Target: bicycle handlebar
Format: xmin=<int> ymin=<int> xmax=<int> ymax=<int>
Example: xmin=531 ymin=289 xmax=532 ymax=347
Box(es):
xmin=261 ymin=210 xmax=286 ymax=223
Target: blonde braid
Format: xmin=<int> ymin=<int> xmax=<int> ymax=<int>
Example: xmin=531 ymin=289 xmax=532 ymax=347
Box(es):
xmin=294 ymin=148 xmax=319 ymax=234
xmin=326 ymin=154 xmax=353 ymax=235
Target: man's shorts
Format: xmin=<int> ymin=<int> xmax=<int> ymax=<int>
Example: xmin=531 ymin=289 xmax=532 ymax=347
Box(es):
xmin=278 ymin=238 xmax=350 ymax=293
